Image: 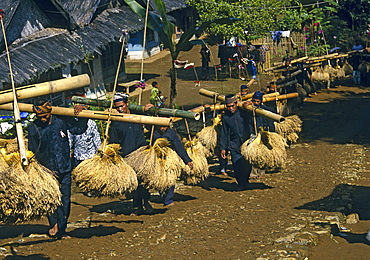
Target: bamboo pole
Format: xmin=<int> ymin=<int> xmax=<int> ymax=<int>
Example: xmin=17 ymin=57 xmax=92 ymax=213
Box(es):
xmin=0 ymin=103 xmax=172 ymax=126
xmin=190 ymin=102 xmax=285 ymax=123
xmin=0 ymin=74 xmax=90 ymax=105
xmin=0 ymin=13 xmax=28 ymax=166
xmin=198 ymin=88 xmax=280 ymax=102
xmin=70 ymin=96 xmax=200 ymax=120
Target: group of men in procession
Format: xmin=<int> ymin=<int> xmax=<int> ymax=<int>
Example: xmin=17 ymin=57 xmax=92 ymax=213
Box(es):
xmin=27 ymin=40 xmax=367 ymax=239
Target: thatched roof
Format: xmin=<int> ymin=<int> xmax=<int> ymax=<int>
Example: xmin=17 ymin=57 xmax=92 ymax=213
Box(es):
xmin=0 ymin=0 xmax=188 ymax=85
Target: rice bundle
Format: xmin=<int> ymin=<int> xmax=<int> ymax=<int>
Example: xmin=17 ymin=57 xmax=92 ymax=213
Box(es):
xmin=196 ymin=115 xmax=222 ymax=152
xmin=5 ymin=138 xmax=28 ymax=154
xmin=0 ymin=151 xmax=61 ymax=224
xmin=180 ymin=140 xmax=209 ymax=185
xmin=334 ymin=66 xmax=345 ymax=79
xmin=192 ymin=138 xmax=213 ymax=158
xmin=274 ymin=115 xmax=303 ymax=145
xmin=125 ymin=138 xmax=183 ymax=193
xmin=241 ymin=129 xmax=287 ymax=170
xmin=73 ymin=143 xmax=138 ymax=197
xmin=311 ymin=67 xmax=330 ymax=82
xmin=342 ymin=61 xmax=353 ymax=75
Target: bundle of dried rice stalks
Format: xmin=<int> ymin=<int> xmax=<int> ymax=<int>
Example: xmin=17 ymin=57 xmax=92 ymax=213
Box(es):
xmin=241 ymin=129 xmax=287 ymax=170
xmin=180 ymin=140 xmax=209 ymax=185
xmin=192 ymin=138 xmax=213 ymax=158
xmin=0 ymin=151 xmax=61 ymax=224
xmin=125 ymin=138 xmax=183 ymax=193
xmin=73 ymin=143 xmax=138 ymax=197
xmin=274 ymin=115 xmax=303 ymax=145
xmin=196 ymin=115 xmax=222 ymax=152
xmin=0 ymin=138 xmax=28 ymax=154
xmin=311 ymin=67 xmax=330 ymax=82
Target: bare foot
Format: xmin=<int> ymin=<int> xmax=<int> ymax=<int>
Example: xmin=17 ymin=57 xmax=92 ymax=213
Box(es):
xmin=165 ymin=202 xmax=175 ymax=207
xmin=48 ymin=224 xmax=58 ymax=237
xmin=130 ymin=208 xmax=143 ymax=216
xmin=60 ymin=234 xmax=71 ymax=240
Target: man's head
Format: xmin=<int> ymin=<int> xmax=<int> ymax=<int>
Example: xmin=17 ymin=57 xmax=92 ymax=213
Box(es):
xmin=156 ymin=125 xmax=169 ymax=135
xmin=225 ymin=94 xmax=237 ymax=114
xmin=252 ymin=91 xmax=263 ymax=106
xmin=240 ymin=84 xmax=249 ymax=95
xmin=269 ymin=82 xmax=277 ymax=92
xmin=33 ymin=98 xmax=52 ymax=124
xmin=114 ymin=92 xmax=130 ymax=114
xmin=152 ymin=81 xmax=158 ymax=88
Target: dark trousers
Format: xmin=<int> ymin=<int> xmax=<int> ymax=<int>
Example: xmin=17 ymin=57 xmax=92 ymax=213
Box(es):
xmin=48 ymin=171 xmax=71 ymax=236
xmin=162 ymin=185 xmax=175 ymax=206
xmin=219 ymin=156 xmax=228 ymax=172
xmin=132 ymin=185 xmax=151 ymax=209
xmin=233 ymin=157 xmax=252 ymax=187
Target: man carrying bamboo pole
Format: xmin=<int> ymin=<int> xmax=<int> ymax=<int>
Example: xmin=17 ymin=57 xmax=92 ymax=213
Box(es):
xmin=219 ymin=95 xmax=253 ymax=191
xmin=108 ymin=93 xmax=153 ymax=215
xmin=28 ymin=99 xmax=88 ymax=239
xmin=248 ymin=91 xmax=276 ymax=179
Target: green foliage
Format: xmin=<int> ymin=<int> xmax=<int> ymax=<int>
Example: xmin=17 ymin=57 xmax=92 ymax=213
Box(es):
xmin=306 ymin=43 xmax=330 ymax=56
xmin=186 ymin=0 xmax=291 ymax=39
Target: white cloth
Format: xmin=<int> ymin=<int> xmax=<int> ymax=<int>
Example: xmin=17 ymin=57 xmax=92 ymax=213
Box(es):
xmin=281 ymin=31 xmax=290 ymax=38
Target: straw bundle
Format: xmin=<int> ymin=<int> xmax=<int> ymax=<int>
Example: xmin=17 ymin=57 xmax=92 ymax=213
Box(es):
xmin=274 ymin=115 xmax=302 ymax=145
xmin=0 ymin=138 xmax=28 ymax=154
xmin=241 ymin=129 xmax=287 ymax=170
xmin=180 ymin=141 xmax=209 ymax=185
xmin=73 ymin=144 xmax=138 ymax=197
xmin=125 ymin=138 xmax=183 ymax=193
xmin=0 ymin=150 xmax=61 ymax=224
xmin=193 ymin=139 xmax=213 ymax=158
xmin=311 ymin=67 xmax=330 ymax=82
xmin=342 ymin=61 xmax=353 ymax=75
xmin=196 ymin=115 xmax=222 ymax=152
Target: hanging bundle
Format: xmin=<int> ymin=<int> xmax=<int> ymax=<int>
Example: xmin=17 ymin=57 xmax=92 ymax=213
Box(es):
xmin=180 ymin=140 xmax=209 ymax=185
xmin=274 ymin=115 xmax=303 ymax=145
xmin=342 ymin=61 xmax=353 ymax=76
xmin=73 ymin=144 xmax=138 ymax=197
xmin=311 ymin=67 xmax=330 ymax=82
xmin=125 ymin=138 xmax=183 ymax=193
xmin=196 ymin=114 xmax=222 ymax=152
xmin=0 ymin=150 xmax=61 ymax=224
xmin=241 ymin=128 xmax=287 ymax=170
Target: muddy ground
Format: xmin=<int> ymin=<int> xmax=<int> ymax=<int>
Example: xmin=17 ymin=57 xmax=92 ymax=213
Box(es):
xmin=1 ymin=47 xmax=370 ymax=259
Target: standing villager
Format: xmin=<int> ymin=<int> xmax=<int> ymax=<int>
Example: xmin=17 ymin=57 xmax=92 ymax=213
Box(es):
xmin=248 ymin=91 xmax=276 ymax=179
xmin=150 ymin=81 xmax=160 ymax=106
xmin=153 ymin=126 xmax=193 ymax=206
xmin=108 ymin=92 xmax=152 ymax=215
xmin=200 ymin=45 xmax=211 ymax=80
xmin=235 ymin=84 xmax=249 ymax=101
xmin=28 ymin=99 xmax=88 ymax=239
xmin=68 ymin=119 xmax=101 ymax=167
xmin=247 ymin=55 xmax=257 ymax=79
xmin=219 ymin=95 xmax=253 ymax=191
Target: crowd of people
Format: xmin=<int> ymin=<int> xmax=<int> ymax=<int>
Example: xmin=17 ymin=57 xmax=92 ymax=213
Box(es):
xmin=25 ymin=39 xmax=368 ymax=240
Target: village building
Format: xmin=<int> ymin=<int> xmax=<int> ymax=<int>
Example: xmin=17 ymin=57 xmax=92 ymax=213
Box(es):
xmin=0 ymin=0 xmax=195 ymax=105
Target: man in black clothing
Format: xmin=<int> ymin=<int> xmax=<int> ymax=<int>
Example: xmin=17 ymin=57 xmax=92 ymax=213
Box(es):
xmin=28 ymin=99 xmax=88 ymax=239
xmin=153 ymin=126 xmax=193 ymax=206
xmin=219 ymin=95 xmax=252 ymax=190
xmin=109 ymin=92 xmax=152 ymax=215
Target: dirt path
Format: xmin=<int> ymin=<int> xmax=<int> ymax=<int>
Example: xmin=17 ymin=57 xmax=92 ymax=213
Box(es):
xmin=1 ymin=48 xmax=370 ymax=259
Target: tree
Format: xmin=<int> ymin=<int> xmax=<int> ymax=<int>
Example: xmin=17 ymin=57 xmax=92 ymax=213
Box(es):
xmin=186 ymin=0 xmax=291 ymax=41
xmin=124 ymin=0 xmax=238 ymax=107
